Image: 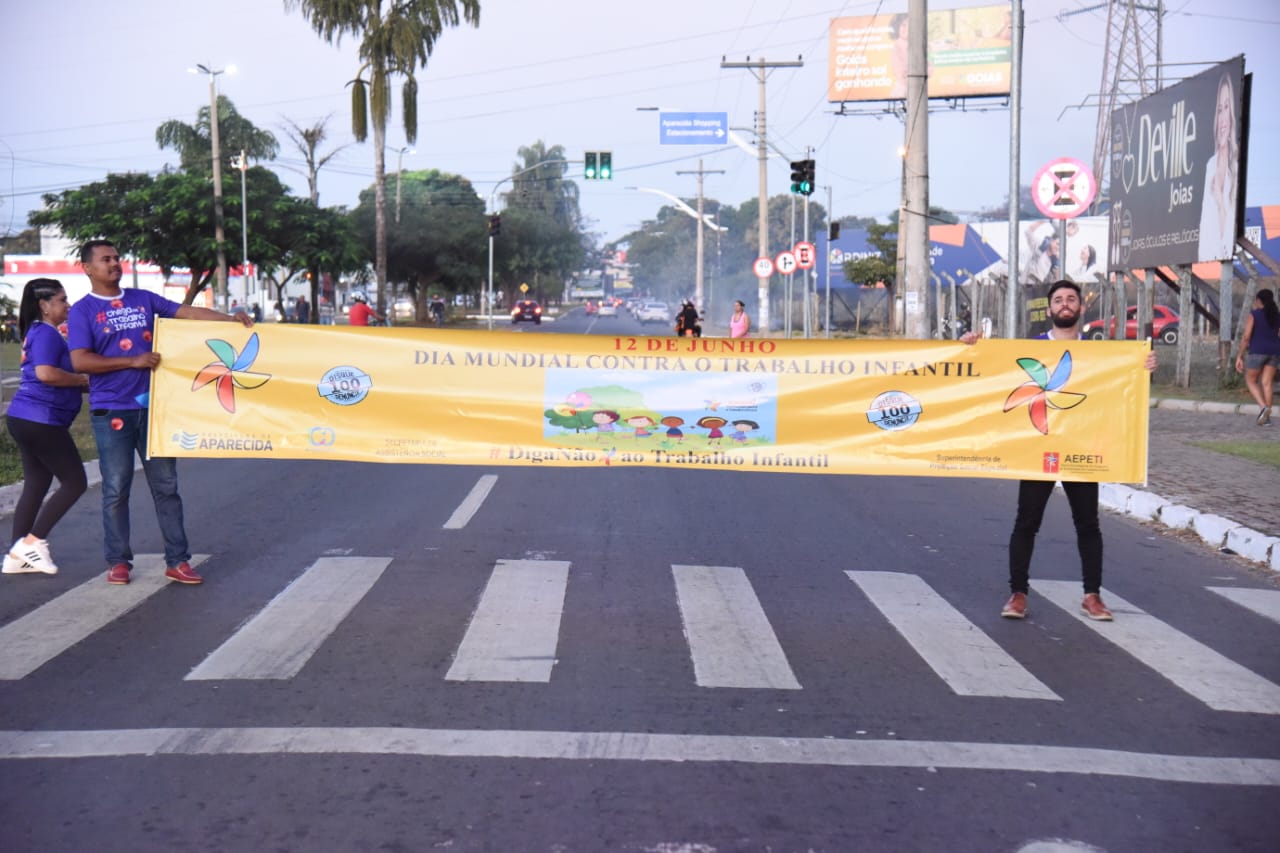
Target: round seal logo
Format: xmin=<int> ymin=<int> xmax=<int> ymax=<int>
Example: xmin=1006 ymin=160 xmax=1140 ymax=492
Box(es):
xmin=866 ymin=390 xmax=922 ymax=431
xmin=318 ymin=366 xmax=372 ymax=406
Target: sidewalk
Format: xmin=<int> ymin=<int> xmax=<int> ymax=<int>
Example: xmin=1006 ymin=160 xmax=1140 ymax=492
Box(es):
xmin=1 ymin=397 xmax=1277 ymax=572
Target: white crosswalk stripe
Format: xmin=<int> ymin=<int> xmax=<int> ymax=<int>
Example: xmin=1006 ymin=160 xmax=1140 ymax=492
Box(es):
xmin=1035 ymin=580 xmax=1280 ymax=715
xmin=445 ymin=559 xmax=571 ymax=683
xmin=1 ymin=555 xmax=1278 ymax=717
xmin=0 ymin=555 xmax=208 ymax=680
xmin=1207 ymin=586 xmax=1280 ymax=625
xmin=847 ymin=571 xmax=1060 ymax=701
xmin=672 ymin=564 xmax=801 ymax=690
xmin=187 ymin=556 xmax=392 ymax=680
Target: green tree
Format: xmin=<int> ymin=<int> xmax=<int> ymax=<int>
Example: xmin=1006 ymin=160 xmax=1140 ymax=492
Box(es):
xmin=351 ymin=168 xmax=485 ymax=316
xmin=155 ymin=95 xmax=279 ymax=175
xmin=844 ymin=222 xmax=898 ymax=287
xmin=286 ymin=0 xmax=481 ymax=317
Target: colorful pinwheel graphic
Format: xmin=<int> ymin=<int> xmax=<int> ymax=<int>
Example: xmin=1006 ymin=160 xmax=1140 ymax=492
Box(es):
xmin=191 ymin=333 xmax=271 ymax=413
xmin=1003 ymin=350 xmax=1087 ymax=435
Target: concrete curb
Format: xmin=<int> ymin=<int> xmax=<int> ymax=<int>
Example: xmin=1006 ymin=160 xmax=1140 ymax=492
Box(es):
xmin=1099 ymin=483 xmax=1280 ymax=573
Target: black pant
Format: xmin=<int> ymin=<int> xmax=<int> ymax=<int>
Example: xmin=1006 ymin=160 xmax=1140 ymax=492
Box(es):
xmin=5 ymin=414 xmax=88 ymax=542
xmin=1008 ymin=480 xmax=1102 ymax=595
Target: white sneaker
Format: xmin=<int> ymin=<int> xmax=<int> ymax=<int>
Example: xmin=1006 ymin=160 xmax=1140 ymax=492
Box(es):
xmin=2 ymin=550 xmax=34 ymax=574
xmin=8 ymin=539 xmax=57 ymax=575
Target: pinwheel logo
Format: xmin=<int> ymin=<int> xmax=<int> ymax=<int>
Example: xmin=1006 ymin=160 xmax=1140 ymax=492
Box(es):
xmin=1004 ymin=350 xmax=1086 ymax=435
xmin=191 ymin=333 xmax=271 ymax=413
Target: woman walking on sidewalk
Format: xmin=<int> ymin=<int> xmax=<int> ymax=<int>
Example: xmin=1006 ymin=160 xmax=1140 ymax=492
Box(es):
xmin=729 ymin=300 xmax=751 ymax=338
xmin=1236 ymin=288 xmax=1280 ymax=426
xmin=3 ymin=279 xmax=89 ymax=575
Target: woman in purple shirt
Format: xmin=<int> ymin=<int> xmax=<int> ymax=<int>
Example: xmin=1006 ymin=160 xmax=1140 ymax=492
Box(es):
xmin=3 ymin=279 xmax=89 ymax=575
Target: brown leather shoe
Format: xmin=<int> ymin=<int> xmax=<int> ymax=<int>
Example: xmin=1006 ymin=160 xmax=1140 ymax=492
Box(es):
xmin=106 ymin=563 xmax=131 ymax=585
xmin=1001 ymin=592 xmax=1027 ymax=619
xmin=164 ymin=562 xmax=203 ymax=585
xmin=1081 ymin=593 xmax=1113 ymax=621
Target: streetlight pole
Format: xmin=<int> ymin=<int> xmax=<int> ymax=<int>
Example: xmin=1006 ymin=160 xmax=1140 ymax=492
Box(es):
xmin=233 ymin=150 xmax=250 ymax=308
xmin=394 ymin=146 xmax=414 ymax=224
xmin=190 ymin=63 xmax=234 ymax=311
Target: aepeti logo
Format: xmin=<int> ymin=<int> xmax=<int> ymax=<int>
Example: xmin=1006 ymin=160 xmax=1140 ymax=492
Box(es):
xmin=1043 ymin=452 xmax=1060 ymax=474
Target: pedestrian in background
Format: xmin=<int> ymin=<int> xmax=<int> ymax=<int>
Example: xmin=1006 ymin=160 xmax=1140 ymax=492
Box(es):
xmin=294 ymin=293 xmax=310 ymax=324
xmin=729 ymin=300 xmax=751 ymax=338
xmin=961 ymin=279 xmax=1157 ymax=622
xmin=67 ymin=240 xmax=254 ymax=586
xmin=3 ymin=279 xmax=89 ymax=575
xmin=1236 ymin=288 xmax=1280 ymax=426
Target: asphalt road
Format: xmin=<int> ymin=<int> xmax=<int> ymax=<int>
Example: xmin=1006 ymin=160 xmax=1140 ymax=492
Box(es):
xmin=1 ymin=308 xmax=1278 ymax=851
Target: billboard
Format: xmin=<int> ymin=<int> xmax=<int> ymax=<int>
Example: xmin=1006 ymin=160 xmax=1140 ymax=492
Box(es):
xmin=1108 ymin=57 xmax=1246 ymax=269
xmin=828 ymin=5 xmax=1012 ymax=103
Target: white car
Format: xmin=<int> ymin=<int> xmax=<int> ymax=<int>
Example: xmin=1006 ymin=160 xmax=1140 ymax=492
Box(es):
xmin=598 ymin=302 xmax=618 ymax=317
xmin=636 ymin=301 xmax=671 ymax=324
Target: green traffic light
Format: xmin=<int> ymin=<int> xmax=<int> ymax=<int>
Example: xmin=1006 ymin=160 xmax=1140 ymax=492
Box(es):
xmin=585 ymin=151 xmax=598 ymax=180
xmin=599 ymin=152 xmax=612 ymax=180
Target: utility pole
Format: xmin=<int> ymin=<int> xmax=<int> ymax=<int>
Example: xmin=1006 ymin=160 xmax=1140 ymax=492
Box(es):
xmin=721 ymin=56 xmax=803 ymax=335
xmin=903 ymin=0 xmax=931 ymax=339
xmin=676 ymin=160 xmax=725 ymax=318
xmin=1005 ymin=1 xmax=1025 ymax=338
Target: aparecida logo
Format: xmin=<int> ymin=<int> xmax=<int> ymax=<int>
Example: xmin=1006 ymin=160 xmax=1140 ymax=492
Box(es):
xmin=191 ymin=333 xmax=271 ymax=413
xmin=1003 ymin=350 xmax=1086 ymax=435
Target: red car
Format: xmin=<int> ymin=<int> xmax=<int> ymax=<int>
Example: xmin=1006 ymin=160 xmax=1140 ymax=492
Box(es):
xmin=1082 ymin=304 xmax=1179 ymax=345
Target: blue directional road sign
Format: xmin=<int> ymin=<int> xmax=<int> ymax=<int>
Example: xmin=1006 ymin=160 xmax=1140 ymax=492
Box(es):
xmin=659 ymin=112 xmax=729 ymax=145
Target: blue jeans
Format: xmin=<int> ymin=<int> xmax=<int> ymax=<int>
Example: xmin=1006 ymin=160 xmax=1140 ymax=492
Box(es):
xmin=91 ymin=409 xmax=190 ymax=569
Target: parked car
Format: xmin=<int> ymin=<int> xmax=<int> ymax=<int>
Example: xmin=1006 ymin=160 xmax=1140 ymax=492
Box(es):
xmin=511 ymin=299 xmax=543 ymax=325
xmin=636 ymin=301 xmax=672 ymax=325
xmin=1082 ymin=304 xmax=1179 ymax=344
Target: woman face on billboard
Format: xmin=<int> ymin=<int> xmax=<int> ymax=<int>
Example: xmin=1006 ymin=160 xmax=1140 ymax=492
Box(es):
xmin=1214 ymin=74 xmax=1236 ymax=154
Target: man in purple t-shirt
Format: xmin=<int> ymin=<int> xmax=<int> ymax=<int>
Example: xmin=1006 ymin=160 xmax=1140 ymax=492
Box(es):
xmin=67 ymin=240 xmax=254 ymax=586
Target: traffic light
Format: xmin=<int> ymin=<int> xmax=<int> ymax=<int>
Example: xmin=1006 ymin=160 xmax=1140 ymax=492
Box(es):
xmin=790 ymin=160 xmax=806 ymax=194
xmin=598 ymin=151 xmax=612 ymax=180
xmin=585 ymin=151 xmax=598 ymax=180
xmin=488 ymin=213 xmax=501 ymax=237
xmin=829 ymin=222 xmax=841 ymax=240
xmin=801 ymin=159 xmax=816 ymax=195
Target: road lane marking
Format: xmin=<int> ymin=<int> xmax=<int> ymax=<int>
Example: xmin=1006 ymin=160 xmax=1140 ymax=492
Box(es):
xmin=672 ymin=565 xmax=801 ymax=690
xmin=443 ymin=475 xmax=498 ymax=530
xmin=1207 ymin=587 xmax=1280 ymax=625
xmin=847 ymin=571 xmax=1060 ymax=700
xmin=0 ymin=727 xmax=1276 ymax=786
xmin=0 ymin=555 xmax=208 ymax=680
xmin=1036 ymin=580 xmax=1280 ymax=714
xmin=187 ymin=557 xmax=392 ymax=680
xmin=445 ymin=559 xmax=569 ymax=682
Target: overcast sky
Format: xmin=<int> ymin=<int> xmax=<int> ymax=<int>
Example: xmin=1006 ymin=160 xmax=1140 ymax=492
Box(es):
xmin=3 ymin=0 xmax=1277 ymax=250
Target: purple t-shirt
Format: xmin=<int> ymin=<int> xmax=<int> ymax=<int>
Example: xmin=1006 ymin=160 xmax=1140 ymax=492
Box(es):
xmin=67 ymin=289 xmax=181 ymax=410
xmin=6 ymin=322 xmax=82 ymax=427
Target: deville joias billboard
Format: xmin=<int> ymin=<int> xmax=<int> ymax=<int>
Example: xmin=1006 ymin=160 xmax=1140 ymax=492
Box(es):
xmin=1108 ymin=56 xmax=1246 ymax=269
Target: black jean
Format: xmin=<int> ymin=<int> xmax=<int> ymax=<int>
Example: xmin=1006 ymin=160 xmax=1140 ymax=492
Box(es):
xmin=1008 ymin=479 xmax=1102 ymax=595
xmin=5 ymin=414 xmax=88 ymax=542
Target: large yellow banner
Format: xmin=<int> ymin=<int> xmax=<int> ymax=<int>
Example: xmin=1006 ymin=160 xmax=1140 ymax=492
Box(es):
xmin=147 ymin=321 xmax=1151 ymax=483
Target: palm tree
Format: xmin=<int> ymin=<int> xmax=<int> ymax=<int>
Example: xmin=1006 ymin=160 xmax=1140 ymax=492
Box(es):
xmin=280 ymin=115 xmax=349 ymax=205
xmin=156 ymin=95 xmax=279 ymax=174
xmin=285 ymin=0 xmax=481 ymax=315
xmin=509 ymin=140 xmax=580 ymax=229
